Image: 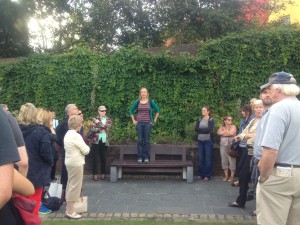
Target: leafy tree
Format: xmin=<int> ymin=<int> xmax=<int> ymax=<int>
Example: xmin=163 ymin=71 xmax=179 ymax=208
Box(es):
xmin=0 ymin=0 xmax=31 ymax=57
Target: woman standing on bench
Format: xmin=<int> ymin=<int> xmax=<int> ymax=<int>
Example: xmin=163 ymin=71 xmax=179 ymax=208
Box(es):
xmin=130 ymin=87 xmax=160 ymax=163
xmin=195 ymin=106 xmax=215 ymax=181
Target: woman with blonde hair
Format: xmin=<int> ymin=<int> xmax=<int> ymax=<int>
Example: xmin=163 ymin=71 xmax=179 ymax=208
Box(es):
xmin=217 ymin=115 xmax=237 ymax=182
xmin=18 ymin=103 xmax=53 ymax=215
xmin=36 ymin=108 xmax=60 ymax=181
xmin=64 ymin=115 xmax=90 ymax=219
xmin=130 ymin=87 xmax=160 ymax=163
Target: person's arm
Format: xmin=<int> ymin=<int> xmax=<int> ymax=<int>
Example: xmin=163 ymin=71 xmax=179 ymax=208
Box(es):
xmin=154 ymin=113 xmax=159 ymax=124
xmin=258 ymin=147 xmax=278 ymax=182
xmin=151 ymin=100 xmax=160 ymax=124
xmin=105 ymin=117 xmax=112 ymax=132
xmin=210 ymin=119 xmax=215 ymax=133
xmin=217 ymin=126 xmax=224 ymax=136
xmin=130 ymin=100 xmax=139 ymax=125
xmin=15 ymin=146 xmax=28 ymax=177
xmin=223 ymin=125 xmax=237 ymax=137
xmin=39 ymin=133 xmax=54 ymax=166
xmin=13 ymin=169 xmax=34 ymax=196
xmin=0 ymin=163 xmax=14 ymax=209
xmin=74 ymin=133 xmax=90 ymax=156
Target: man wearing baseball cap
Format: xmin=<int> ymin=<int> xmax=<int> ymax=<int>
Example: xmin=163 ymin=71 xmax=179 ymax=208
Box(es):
xmin=257 ymin=71 xmax=300 ymax=225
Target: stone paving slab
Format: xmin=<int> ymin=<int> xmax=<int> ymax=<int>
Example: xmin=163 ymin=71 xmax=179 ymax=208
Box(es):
xmin=42 ymin=176 xmax=257 ymax=223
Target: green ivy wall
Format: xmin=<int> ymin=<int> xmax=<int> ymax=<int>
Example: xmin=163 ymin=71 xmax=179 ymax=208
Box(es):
xmin=1 ymin=27 xmax=300 ymax=144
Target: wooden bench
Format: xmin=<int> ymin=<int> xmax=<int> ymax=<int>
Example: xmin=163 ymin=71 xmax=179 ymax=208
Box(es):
xmin=110 ymin=144 xmax=194 ymax=183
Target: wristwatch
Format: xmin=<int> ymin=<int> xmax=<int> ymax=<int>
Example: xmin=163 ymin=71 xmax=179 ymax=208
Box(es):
xmin=258 ymin=176 xmax=268 ymax=184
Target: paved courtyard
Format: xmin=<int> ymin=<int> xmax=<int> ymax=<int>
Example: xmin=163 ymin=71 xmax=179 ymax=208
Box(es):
xmin=43 ymin=175 xmax=256 ymax=223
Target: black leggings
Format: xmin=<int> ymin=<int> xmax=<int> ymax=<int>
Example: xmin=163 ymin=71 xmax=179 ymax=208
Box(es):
xmin=236 ymin=155 xmax=252 ymax=207
xmin=91 ymin=141 xmax=107 ymax=175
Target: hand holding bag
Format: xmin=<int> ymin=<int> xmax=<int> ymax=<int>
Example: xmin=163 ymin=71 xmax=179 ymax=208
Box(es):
xmin=73 ymin=196 xmax=88 ymax=213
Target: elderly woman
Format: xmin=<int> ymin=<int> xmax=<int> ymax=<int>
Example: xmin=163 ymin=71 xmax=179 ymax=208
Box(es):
xmin=228 ymin=100 xmax=263 ymax=208
xmin=18 ymin=103 xmax=53 ymax=215
xmin=217 ymin=115 xmax=237 ymax=182
xmin=64 ymin=115 xmax=90 ymax=219
xmin=90 ymin=105 xmax=112 ymax=181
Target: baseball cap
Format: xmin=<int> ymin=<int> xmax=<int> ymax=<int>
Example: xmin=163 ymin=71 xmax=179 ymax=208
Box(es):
xmin=260 ymin=71 xmax=296 ymax=90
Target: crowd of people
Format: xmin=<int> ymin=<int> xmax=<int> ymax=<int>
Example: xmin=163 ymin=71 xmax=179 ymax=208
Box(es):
xmin=1 ymin=71 xmax=300 ymax=224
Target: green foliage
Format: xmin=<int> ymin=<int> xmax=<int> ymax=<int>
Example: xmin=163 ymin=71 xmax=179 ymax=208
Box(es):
xmin=0 ymin=0 xmax=31 ymax=57
xmin=1 ymin=27 xmax=300 ymax=144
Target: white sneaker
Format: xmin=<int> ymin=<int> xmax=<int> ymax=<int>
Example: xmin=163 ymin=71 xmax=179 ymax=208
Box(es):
xmin=65 ymin=212 xmax=82 ymax=219
xmin=144 ymin=158 xmax=149 ymax=163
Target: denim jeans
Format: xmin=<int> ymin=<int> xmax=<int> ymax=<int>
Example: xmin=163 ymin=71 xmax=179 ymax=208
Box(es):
xmin=197 ymin=140 xmax=213 ymax=178
xmin=137 ymin=122 xmax=151 ymax=159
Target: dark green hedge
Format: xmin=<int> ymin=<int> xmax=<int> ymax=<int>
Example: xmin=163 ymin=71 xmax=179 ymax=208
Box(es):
xmin=1 ymin=27 xmax=300 ymax=144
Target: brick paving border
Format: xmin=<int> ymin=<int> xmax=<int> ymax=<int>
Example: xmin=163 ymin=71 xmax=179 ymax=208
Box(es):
xmin=41 ymin=212 xmax=257 ymax=223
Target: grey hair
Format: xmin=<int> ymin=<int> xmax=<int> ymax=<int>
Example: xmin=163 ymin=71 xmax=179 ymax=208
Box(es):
xmin=272 ymin=84 xmax=300 ymax=96
xmin=65 ymin=104 xmax=75 ymax=114
xmin=252 ymin=99 xmax=263 ymax=112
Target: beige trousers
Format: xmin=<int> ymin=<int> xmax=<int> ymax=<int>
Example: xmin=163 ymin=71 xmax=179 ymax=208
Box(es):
xmin=66 ymin=165 xmax=83 ymax=202
xmin=220 ymin=144 xmax=236 ymax=170
xmin=256 ymin=167 xmax=300 ymax=225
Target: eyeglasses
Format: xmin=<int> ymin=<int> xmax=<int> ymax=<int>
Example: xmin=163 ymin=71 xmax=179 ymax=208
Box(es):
xmin=100 ymin=110 xmax=106 ymax=112
xmin=226 ymin=119 xmax=232 ymax=121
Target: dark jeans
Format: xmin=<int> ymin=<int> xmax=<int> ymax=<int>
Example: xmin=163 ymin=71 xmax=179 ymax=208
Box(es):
xmin=91 ymin=141 xmax=107 ymax=175
xmin=247 ymin=157 xmax=260 ymax=198
xmin=61 ymin=148 xmax=68 ymax=190
xmin=197 ymin=140 xmax=213 ymax=178
xmin=137 ymin=122 xmax=151 ymax=159
xmin=236 ymin=154 xmax=252 ymax=207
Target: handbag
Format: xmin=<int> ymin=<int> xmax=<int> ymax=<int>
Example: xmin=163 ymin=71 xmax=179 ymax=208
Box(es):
xmin=73 ymin=196 xmax=88 ymax=213
xmin=227 ymin=140 xmax=239 ymax=158
xmin=14 ymin=195 xmax=42 ymax=225
xmin=48 ymin=182 xmax=62 ymax=199
xmin=42 ymin=191 xmax=61 ymax=211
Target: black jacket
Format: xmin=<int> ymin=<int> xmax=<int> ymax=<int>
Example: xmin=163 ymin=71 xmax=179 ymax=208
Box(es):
xmin=20 ymin=124 xmax=53 ymax=188
xmin=195 ymin=117 xmax=215 ymax=141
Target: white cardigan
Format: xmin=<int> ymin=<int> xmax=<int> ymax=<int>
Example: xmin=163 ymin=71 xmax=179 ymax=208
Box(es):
xmin=64 ymin=130 xmax=90 ymax=167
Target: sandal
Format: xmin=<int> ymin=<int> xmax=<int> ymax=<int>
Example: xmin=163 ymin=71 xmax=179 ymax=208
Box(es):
xmin=227 ymin=177 xmax=234 ymax=182
xmin=92 ymin=175 xmax=98 ymax=181
xmin=100 ymin=174 xmax=106 ymax=180
xmin=228 ymin=201 xmax=244 ymax=208
xmin=223 ymin=177 xmax=229 ymax=181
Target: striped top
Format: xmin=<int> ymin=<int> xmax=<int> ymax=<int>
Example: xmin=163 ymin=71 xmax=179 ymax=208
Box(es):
xmin=137 ymin=102 xmax=151 ymax=123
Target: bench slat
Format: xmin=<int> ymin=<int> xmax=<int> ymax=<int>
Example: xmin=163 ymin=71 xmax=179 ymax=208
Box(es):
xmin=110 ymin=145 xmax=194 ymax=183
